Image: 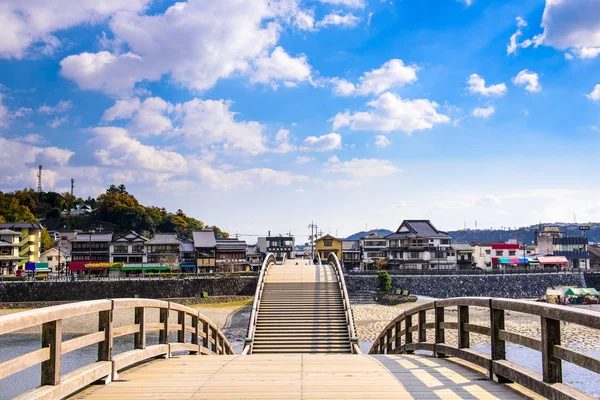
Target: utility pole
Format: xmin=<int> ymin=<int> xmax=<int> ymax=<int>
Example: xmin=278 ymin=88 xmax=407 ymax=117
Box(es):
xmin=37 ymin=165 xmax=43 ymax=192
xmin=308 ymin=222 xmax=318 ymax=258
xmin=71 ymin=179 xmax=75 ymax=196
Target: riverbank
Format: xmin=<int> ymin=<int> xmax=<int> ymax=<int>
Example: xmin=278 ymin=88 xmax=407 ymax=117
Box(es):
xmin=351 ymin=300 xmax=600 ymax=352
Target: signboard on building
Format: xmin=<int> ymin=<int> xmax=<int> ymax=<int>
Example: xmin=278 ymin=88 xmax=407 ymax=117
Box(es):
xmin=543 ymin=226 xmax=561 ymax=233
xmin=579 ymin=225 xmax=590 ymax=231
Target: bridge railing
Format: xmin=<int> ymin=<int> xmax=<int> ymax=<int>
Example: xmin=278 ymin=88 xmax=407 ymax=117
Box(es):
xmin=326 ymin=253 xmax=361 ymax=354
xmin=243 ymin=252 xmax=277 ymax=355
xmin=369 ymin=297 xmax=600 ymax=400
xmin=0 ymin=298 xmax=233 ymax=400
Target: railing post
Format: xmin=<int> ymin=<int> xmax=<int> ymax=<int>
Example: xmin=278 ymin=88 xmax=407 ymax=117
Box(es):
xmin=98 ymin=302 xmax=114 ymax=381
xmin=191 ymin=313 xmax=199 ymax=355
xmin=457 ymin=305 xmax=469 ymax=349
xmin=203 ymin=322 xmax=210 ymax=351
xmin=178 ymin=310 xmax=186 ymax=344
xmin=541 ymin=317 xmax=562 ymax=383
xmin=41 ymin=320 xmax=62 ymax=386
xmin=394 ymin=320 xmax=401 ymax=351
xmin=212 ymin=326 xmax=218 ymax=353
xmin=490 ymin=301 xmax=510 ymax=383
xmin=418 ymin=310 xmax=426 ymax=343
xmin=434 ymin=303 xmax=446 ymax=357
xmin=386 ymin=328 xmax=393 ymax=354
xmin=405 ymin=314 xmax=414 ymax=354
xmin=134 ymin=307 xmax=146 ymax=350
xmin=159 ymin=303 xmax=170 ymax=357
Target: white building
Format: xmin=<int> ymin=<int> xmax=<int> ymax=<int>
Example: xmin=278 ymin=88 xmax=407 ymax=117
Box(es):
xmin=472 ymin=244 xmax=493 ymax=268
xmin=39 ymin=247 xmax=70 ymax=272
xmin=109 ymin=231 xmax=148 ymax=263
xmin=360 ymin=233 xmax=387 ymax=266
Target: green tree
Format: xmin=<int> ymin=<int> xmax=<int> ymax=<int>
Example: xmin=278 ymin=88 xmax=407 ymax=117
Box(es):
xmin=40 ymin=228 xmax=53 ymax=253
xmin=0 ymin=192 xmax=36 ymax=222
xmin=377 ymin=269 xmax=392 ymax=293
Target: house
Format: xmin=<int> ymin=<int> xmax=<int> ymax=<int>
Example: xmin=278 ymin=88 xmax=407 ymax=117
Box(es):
xmin=452 ymin=243 xmax=474 ymax=270
xmin=315 ymin=234 xmax=342 ymax=261
xmin=193 ymin=230 xmax=217 ymax=272
xmin=258 ymin=235 xmax=295 ymax=262
xmin=39 ymin=247 xmax=70 ymax=273
xmin=246 ymin=244 xmax=263 ymax=271
xmin=180 ymin=240 xmax=196 ymax=272
xmin=0 ymin=228 xmax=24 ymax=275
xmin=69 ymin=232 xmax=113 ymax=274
xmin=553 ymin=236 xmax=589 ymax=269
xmin=385 ymin=220 xmax=455 ymax=270
xmin=145 ymin=234 xmax=181 ymax=266
xmin=63 ymin=204 xmax=93 ymax=216
xmin=472 ymin=243 xmax=493 ymax=268
xmin=588 ymin=245 xmax=600 ymax=270
xmin=491 ymin=242 xmax=522 ymax=268
xmin=0 ymin=222 xmax=43 ymax=268
xmin=360 ymin=233 xmax=387 ymax=267
xmin=341 ymin=240 xmax=361 ymax=270
xmin=216 ymin=238 xmax=248 ymax=272
xmin=109 ymin=231 xmax=148 ymax=263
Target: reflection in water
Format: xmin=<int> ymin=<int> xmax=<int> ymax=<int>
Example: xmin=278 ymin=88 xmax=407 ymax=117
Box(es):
xmin=2 ymin=336 xmax=599 ymax=398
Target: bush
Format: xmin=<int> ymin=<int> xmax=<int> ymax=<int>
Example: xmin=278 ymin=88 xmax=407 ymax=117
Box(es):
xmin=377 ymin=269 xmax=392 ymax=293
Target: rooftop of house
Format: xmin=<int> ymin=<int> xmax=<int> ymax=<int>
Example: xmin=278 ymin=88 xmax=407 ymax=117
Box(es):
xmin=342 ymin=240 xmax=360 ymax=251
xmin=0 ymin=229 xmax=20 ymax=235
xmin=193 ymin=230 xmax=217 ymax=248
xmin=386 ymin=220 xmax=450 ymax=239
xmin=452 ymin=242 xmax=474 ymax=252
xmin=0 ymin=222 xmax=43 ymax=230
xmin=71 ymin=232 xmax=114 ymax=242
xmin=180 ymin=241 xmax=195 ymax=252
xmin=111 ymin=231 xmax=149 ymax=244
xmin=146 ymin=233 xmax=181 ymax=245
xmin=40 ymin=247 xmax=70 ymax=257
xmin=216 ymin=238 xmax=247 ymax=250
xmin=0 ymin=240 xmax=16 ymax=247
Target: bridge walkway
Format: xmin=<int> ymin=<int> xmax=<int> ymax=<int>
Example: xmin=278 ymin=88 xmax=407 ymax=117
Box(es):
xmin=252 ymin=259 xmax=351 ymax=354
xmin=72 ymin=353 xmax=535 ymax=399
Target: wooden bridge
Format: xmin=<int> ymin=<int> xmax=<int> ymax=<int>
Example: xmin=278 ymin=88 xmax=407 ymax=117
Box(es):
xmin=0 ymin=253 xmax=599 ymax=399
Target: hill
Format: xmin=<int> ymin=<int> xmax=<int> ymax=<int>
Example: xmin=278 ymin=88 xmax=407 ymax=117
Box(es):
xmin=0 ymin=184 xmax=229 ymax=240
xmin=345 ymin=229 xmax=393 ymax=241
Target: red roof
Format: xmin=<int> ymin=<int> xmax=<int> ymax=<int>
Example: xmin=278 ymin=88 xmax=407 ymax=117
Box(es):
xmin=491 ymin=243 xmax=520 ymax=250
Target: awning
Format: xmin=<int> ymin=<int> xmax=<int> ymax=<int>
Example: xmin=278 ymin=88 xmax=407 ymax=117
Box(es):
xmin=537 ymin=256 xmax=569 ymax=265
xmin=565 ymin=288 xmax=599 ymax=296
xmin=35 ymin=268 xmax=51 ymax=272
xmin=498 ymin=257 xmax=523 ymax=264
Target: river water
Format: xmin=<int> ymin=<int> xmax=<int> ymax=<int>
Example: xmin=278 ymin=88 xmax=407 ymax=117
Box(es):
xmin=2 ymin=336 xmax=600 ymax=399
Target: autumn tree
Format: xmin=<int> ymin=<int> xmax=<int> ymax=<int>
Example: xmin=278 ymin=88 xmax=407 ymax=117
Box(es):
xmin=40 ymin=228 xmax=53 ymax=252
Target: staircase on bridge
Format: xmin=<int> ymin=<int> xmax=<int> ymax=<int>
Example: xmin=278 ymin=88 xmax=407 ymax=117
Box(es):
xmin=252 ymin=260 xmax=352 ymax=354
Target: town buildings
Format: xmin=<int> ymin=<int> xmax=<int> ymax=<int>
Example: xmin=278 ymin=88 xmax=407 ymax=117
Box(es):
xmin=360 ymin=233 xmax=387 ymax=266
xmin=109 ymin=231 xmax=148 ymax=263
xmin=216 ymin=238 xmax=248 ymax=272
xmin=180 ymin=240 xmax=196 ymax=272
xmin=258 ymin=235 xmax=295 ymax=262
xmin=193 ymin=230 xmax=217 ymax=273
xmin=39 ymin=247 xmax=70 ymax=272
xmin=69 ymin=232 xmax=113 ymax=273
xmin=0 ymin=228 xmax=22 ymax=274
xmin=0 ymin=222 xmax=43 ymax=268
xmin=341 ymin=240 xmax=361 ymax=270
xmin=145 ymin=234 xmax=181 ymax=265
xmin=453 ymin=243 xmax=474 ymax=270
xmin=315 ymin=234 xmax=342 ymax=261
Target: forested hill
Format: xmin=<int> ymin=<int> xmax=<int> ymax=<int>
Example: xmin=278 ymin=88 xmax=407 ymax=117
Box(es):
xmin=0 ymin=184 xmax=229 ymax=240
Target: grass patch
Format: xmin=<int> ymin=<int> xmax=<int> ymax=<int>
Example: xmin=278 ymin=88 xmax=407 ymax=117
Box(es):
xmin=191 ymin=299 xmax=253 ymax=309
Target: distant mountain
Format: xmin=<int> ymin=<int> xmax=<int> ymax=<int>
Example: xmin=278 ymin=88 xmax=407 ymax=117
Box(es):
xmin=345 ymin=229 xmax=393 ymax=241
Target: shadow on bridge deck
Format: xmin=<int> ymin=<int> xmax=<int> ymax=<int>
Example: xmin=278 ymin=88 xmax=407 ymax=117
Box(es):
xmin=71 ymin=353 xmax=539 ymax=399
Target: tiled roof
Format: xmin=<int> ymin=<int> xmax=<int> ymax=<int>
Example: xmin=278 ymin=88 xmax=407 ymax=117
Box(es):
xmin=180 ymin=241 xmax=195 ymax=252
xmin=72 ymin=233 xmax=114 ymax=242
xmin=342 ymin=240 xmax=360 ymax=251
xmin=0 ymin=229 xmax=20 ymax=235
xmin=452 ymin=243 xmax=474 ymax=251
xmin=111 ymin=231 xmax=149 ymax=244
xmin=193 ymin=230 xmax=216 ymax=248
xmin=216 ymin=238 xmax=247 ymax=250
xmin=387 ymin=220 xmax=450 ymax=239
xmin=0 ymin=222 xmax=43 ymax=229
xmin=146 ymin=233 xmax=181 ymax=245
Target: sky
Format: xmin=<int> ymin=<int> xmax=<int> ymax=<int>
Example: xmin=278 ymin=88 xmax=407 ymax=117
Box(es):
xmin=1 ymin=0 xmax=600 ymax=242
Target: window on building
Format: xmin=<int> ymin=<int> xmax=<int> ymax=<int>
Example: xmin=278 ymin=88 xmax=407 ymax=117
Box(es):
xmin=485 ymin=249 xmax=491 ymax=255
xmin=409 ymin=252 xmax=420 ymax=259
xmin=496 ymin=251 xmax=503 ymax=256
xmin=61 ymin=236 xmax=68 ymax=241
xmin=47 ymin=256 xmax=53 ymax=261
xmin=324 ymin=240 xmax=333 ymax=247
xmin=509 ymin=251 xmax=516 ymax=256
xmin=132 ymin=245 xmax=144 ymax=253
xmin=114 ymin=245 xmax=128 ymax=253
xmin=440 ymin=239 xmax=450 ymax=245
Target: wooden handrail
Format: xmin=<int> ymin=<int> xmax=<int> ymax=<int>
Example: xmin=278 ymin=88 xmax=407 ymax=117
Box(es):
xmin=0 ymin=298 xmax=234 ymax=400
xmin=368 ymin=297 xmax=600 ymax=400
xmin=326 ymin=253 xmax=360 ymax=354
xmin=243 ymin=252 xmax=276 ymax=355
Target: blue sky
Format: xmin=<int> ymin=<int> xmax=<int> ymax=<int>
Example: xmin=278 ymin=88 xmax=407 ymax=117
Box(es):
xmin=1 ymin=0 xmax=599 ymax=241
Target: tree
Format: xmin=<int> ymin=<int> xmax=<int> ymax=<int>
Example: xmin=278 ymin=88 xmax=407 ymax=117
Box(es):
xmin=377 ymin=269 xmax=392 ymax=293
xmin=40 ymin=228 xmax=53 ymax=253
xmin=156 ymin=252 xmax=180 ymax=273
xmin=374 ymin=258 xmax=389 ymax=270
xmin=0 ymin=192 xmax=36 ymax=222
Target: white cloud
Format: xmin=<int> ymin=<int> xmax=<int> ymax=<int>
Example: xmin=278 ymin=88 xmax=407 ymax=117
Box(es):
xmin=175 ymin=98 xmax=268 ymax=155
xmin=0 ymin=94 xmax=8 ymax=128
xmin=251 ymin=47 xmax=312 ymax=88
xmin=586 ymin=84 xmax=600 ymax=101
xmin=19 ymin=134 xmax=46 ymax=144
xmin=325 ymin=156 xmax=400 ymax=179
xmin=317 ymin=12 xmax=360 ymax=29
xmin=467 ymin=74 xmax=507 ymax=97
xmin=273 ymin=129 xmax=297 ymax=154
xmin=319 ymin=0 xmax=365 ymax=8
xmin=128 ymin=97 xmax=173 ymax=136
xmin=48 ymin=116 xmax=68 ymax=128
xmin=507 ymin=30 xmax=522 ymax=55
xmin=516 ymin=16 xmax=527 ymax=28
xmin=457 ymin=0 xmax=472 ymax=6
xmin=0 ymin=0 xmax=151 ymax=58
xmin=301 ymin=132 xmax=342 ymax=152
xmin=566 ymin=47 xmax=600 ymax=60
xmin=102 ymin=98 xmax=141 ymax=121
xmin=59 ymin=1 xmax=300 ymax=95
xmin=374 ymin=135 xmax=391 ymax=148
xmin=512 ymin=69 xmax=541 ymax=93
xmin=330 ymin=59 xmax=418 ymax=96
xmin=294 ymin=10 xmax=316 ymax=31
xmin=38 ymin=100 xmax=72 ymax=114
xmin=332 ymin=92 xmax=450 ymax=134
xmin=537 ymin=0 xmax=600 ymax=59
xmin=472 ymin=106 xmax=495 ymax=118
xmin=296 ymin=156 xmax=314 ymax=164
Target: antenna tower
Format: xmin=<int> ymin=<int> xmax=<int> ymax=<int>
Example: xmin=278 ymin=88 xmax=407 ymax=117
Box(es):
xmin=71 ymin=179 xmax=75 ymax=196
xmin=37 ymin=165 xmax=43 ymax=192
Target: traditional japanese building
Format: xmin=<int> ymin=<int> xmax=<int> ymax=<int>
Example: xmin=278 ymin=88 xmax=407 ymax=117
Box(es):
xmin=315 ymin=234 xmax=342 ymax=261
xmin=193 ymin=230 xmax=217 ymax=272
xmin=216 ymin=238 xmax=248 ymax=272
xmin=258 ymin=235 xmax=295 ymax=262
xmin=360 ymin=233 xmax=387 ymax=267
xmin=69 ymin=232 xmax=113 ymax=273
xmin=145 ymin=233 xmax=181 ymax=265
xmin=341 ymin=240 xmax=361 ymax=270
xmin=180 ymin=240 xmax=196 ymax=272
xmin=109 ymin=231 xmax=148 ymax=263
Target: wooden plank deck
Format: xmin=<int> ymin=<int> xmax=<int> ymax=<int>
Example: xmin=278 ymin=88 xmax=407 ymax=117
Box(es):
xmin=71 ymin=354 xmax=539 ymax=399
